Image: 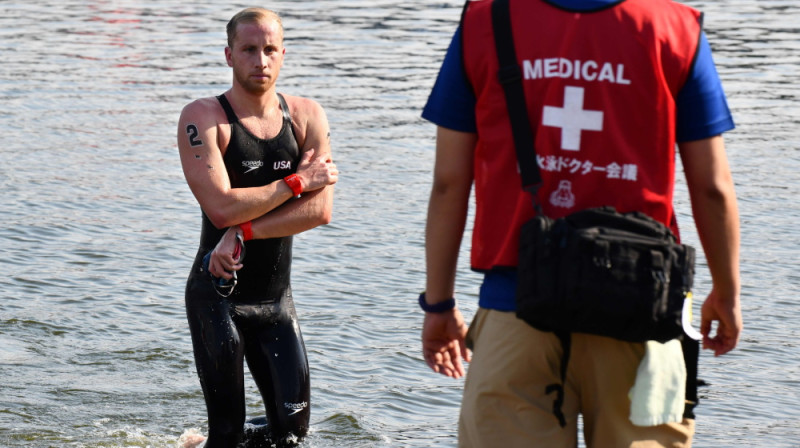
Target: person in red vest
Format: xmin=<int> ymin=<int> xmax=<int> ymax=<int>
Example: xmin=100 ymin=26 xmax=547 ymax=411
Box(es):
xmin=419 ymin=0 xmax=741 ymax=446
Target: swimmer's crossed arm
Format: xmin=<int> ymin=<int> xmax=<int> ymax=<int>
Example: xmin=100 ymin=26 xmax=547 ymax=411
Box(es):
xmin=179 ymin=96 xmax=337 ymax=280
xmin=178 ymin=97 xmax=297 ymax=229
xmin=244 ymin=95 xmax=338 ymax=240
xmin=177 ymin=96 xmax=337 ymax=235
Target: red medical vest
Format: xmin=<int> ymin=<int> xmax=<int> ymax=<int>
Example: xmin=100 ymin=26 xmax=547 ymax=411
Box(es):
xmin=462 ymin=0 xmax=702 ymax=271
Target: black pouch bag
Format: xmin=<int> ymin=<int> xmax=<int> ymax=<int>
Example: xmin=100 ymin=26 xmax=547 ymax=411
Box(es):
xmin=516 ymin=206 xmax=695 ymax=343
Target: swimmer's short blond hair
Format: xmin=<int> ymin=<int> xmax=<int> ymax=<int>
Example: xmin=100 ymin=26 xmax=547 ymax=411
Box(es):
xmin=226 ymin=7 xmax=283 ymax=48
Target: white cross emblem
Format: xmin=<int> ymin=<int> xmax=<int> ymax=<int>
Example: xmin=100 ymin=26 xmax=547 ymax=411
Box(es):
xmin=542 ymin=86 xmax=603 ymax=151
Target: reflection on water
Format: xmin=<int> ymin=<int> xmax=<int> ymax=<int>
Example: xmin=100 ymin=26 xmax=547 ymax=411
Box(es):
xmin=1 ymin=1 xmax=799 ymax=447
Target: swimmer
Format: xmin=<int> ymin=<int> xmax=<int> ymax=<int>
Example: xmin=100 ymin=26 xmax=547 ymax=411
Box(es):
xmin=177 ymin=7 xmax=338 ymax=447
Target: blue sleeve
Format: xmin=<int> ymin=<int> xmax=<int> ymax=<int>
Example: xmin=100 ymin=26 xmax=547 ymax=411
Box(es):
xmin=675 ymin=32 xmax=735 ymax=142
xmin=421 ymin=26 xmax=478 ymax=133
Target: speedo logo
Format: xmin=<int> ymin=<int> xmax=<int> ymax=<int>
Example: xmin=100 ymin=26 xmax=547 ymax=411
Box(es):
xmin=284 ymin=401 xmax=308 ymax=416
xmin=242 ymin=160 xmax=263 ymax=173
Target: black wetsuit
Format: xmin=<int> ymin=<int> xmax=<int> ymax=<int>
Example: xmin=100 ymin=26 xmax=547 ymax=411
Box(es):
xmin=185 ymin=93 xmax=309 ymax=447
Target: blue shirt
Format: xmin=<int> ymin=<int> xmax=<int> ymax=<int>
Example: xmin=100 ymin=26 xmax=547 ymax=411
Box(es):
xmin=422 ymin=0 xmax=735 ymax=311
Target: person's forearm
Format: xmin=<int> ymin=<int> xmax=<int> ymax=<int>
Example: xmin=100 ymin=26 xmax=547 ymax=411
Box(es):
xmin=201 ymin=148 xmax=336 ymax=230
xmin=425 ymin=179 xmax=471 ymax=303
xmin=205 ymin=181 xmax=297 ymax=229
xmin=680 ymin=135 xmax=741 ymax=299
xmin=245 ymin=186 xmax=333 ymax=239
xmin=689 ymin=178 xmax=741 ymax=299
xmin=424 ymin=127 xmax=476 ymax=304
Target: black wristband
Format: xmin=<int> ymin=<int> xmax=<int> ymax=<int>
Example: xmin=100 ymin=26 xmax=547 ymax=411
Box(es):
xmin=418 ymin=292 xmax=456 ymax=313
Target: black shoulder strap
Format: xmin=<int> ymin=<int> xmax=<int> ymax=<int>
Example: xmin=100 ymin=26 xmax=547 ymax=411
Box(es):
xmin=276 ymin=92 xmax=302 ymax=146
xmin=544 ymin=331 xmax=570 ymax=428
xmin=276 ymin=93 xmax=292 ymax=123
xmin=491 ymin=0 xmax=541 ymax=192
xmin=492 ymin=0 xmax=568 ymax=427
xmin=216 ymin=94 xmax=239 ymax=124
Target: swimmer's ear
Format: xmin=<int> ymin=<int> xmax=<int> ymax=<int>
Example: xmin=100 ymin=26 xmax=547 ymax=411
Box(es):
xmin=225 ymin=46 xmax=233 ymax=67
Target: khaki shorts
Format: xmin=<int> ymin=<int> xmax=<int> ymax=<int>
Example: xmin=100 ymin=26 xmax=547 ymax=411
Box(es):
xmin=459 ymin=308 xmax=694 ymax=448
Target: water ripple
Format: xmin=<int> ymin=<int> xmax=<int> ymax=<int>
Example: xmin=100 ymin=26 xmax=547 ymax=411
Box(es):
xmin=1 ymin=0 xmax=799 ymax=447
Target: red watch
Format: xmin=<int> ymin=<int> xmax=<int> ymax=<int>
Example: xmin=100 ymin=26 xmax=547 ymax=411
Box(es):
xmin=283 ymin=174 xmax=303 ymax=197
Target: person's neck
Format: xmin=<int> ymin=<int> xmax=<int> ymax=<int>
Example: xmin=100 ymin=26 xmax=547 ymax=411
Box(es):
xmin=226 ymin=85 xmax=280 ymax=119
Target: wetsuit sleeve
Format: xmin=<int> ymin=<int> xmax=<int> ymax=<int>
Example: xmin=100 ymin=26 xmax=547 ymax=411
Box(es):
xmin=422 ymin=26 xmax=478 ymax=133
xmin=676 ymin=32 xmax=735 ymax=142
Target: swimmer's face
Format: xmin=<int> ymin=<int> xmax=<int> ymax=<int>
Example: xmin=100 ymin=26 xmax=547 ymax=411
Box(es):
xmin=226 ymin=18 xmax=285 ymax=94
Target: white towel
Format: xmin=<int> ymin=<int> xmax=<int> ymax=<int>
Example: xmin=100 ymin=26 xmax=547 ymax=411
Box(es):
xmin=628 ymin=339 xmax=686 ymax=426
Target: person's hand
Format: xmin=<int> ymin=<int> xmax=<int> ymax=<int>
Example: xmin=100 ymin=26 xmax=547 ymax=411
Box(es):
xmin=180 ymin=433 xmax=206 ymax=448
xmin=295 ymin=148 xmax=338 ymax=192
xmin=208 ymin=226 xmax=245 ymax=280
xmin=422 ymin=308 xmax=470 ymax=378
xmin=700 ymin=287 xmax=742 ymax=356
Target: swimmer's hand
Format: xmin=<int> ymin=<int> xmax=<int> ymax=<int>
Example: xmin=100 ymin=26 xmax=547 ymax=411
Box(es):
xmin=180 ymin=433 xmax=206 ymax=448
xmin=208 ymin=226 xmax=245 ymax=280
xmin=296 ymin=148 xmax=338 ymax=192
xmin=422 ymin=307 xmax=470 ymax=379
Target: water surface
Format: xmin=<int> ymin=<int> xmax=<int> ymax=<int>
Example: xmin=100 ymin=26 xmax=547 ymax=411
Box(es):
xmin=1 ymin=1 xmax=798 ymax=446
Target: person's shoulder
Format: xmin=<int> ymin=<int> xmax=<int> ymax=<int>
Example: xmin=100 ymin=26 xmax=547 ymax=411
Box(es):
xmin=464 ymin=0 xmax=492 ymax=16
xmin=181 ymin=95 xmax=223 ymax=118
xmin=281 ymin=93 xmax=323 ymax=114
xmin=280 ymin=93 xmax=327 ymax=124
